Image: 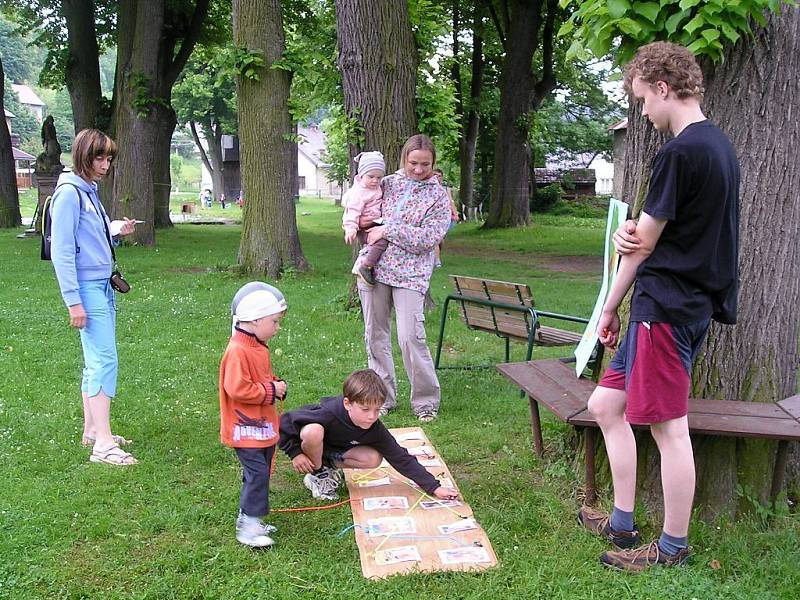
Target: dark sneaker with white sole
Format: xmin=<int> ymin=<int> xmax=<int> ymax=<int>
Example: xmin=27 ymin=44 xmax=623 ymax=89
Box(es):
xmin=577 ymin=506 xmax=641 ymax=549
xmin=601 ymin=540 xmax=691 ymax=573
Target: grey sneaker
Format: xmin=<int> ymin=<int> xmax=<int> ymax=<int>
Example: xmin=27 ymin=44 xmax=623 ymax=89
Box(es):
xmin=417 ymin=410 xmax=438 ymax=423
xmin=378 ymin=404 xmax=395 ymax=418
xmin=358 ymin=265 xmax=376 ymax=285
xmin=303 ymin=468 xmax=340 ymax=501
xmin=235 ymin=515 xmax=276 ymax=548
xmin=577 ymin=506 xmax=640 ymax=550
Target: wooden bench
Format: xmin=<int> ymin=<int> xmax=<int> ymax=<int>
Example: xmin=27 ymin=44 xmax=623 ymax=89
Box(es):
xmin=497 ymin=358 xmax=800 ymax=505
xmin=434 ymin=275 xmax=599 ymax=372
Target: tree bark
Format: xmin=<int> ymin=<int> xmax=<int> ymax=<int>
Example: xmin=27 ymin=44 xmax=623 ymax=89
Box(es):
xmin=233 ymin=0 xmax=308 ymax=277
xmin=110 ymin=0 xmax=209 ymax=241
xmin=61 ymin=0 xmax=102 ymax=133
xmin=0 ymin=57 xmax=22 ymax=228
xmin=334 ymin=0 xmax=418 ymax=171
xmin=456 ymin=3 xmax=484 ymax=216
xmin=190 ymin=119 xmax=225 ymax=201
xmin=615 ymin=8 xmax=800 ymax=519
xmin=484 ymin=0 xmax=557 ymax=229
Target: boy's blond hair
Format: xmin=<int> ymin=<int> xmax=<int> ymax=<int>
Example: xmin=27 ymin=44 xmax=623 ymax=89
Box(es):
xmin=623 ymin=41 xmax=704 ymax=100
xmin=343 ymin=369 xmax=388 ymax=407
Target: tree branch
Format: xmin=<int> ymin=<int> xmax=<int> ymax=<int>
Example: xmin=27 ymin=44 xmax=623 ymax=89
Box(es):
xmin=486 ymin=0 xmax=506 ymax=49
xmin=532 ymin=0 xmax=558 ymax=110
xmin=189 ymin=120 xmax=213 ymax=175
xmin=166 ymin=0 xmax=211 ymax=88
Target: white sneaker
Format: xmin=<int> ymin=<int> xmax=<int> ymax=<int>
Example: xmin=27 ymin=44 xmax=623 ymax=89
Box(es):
xmin=417 ymin=410 xmax=438 ymax=423
xmin=303 ymin=468 xmax=340 ymax=500
xmin=235 ymin=515 xmax=276 ymax=548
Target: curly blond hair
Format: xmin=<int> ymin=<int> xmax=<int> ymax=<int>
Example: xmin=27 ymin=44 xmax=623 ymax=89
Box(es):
xmin=623 ymin=41 xmax=704 ymax=100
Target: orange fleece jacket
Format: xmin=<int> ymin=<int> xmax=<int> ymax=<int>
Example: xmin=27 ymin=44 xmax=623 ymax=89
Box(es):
xmin=219 ymin=329 xmax=282 ymax=448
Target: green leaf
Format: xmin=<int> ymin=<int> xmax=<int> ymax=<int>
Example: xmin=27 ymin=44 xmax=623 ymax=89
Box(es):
xmin=751 ymin=10 xmax=767 ymax=27
xmin=701 ymin=28 xmax=720 ymax=43
xmin=686 ymin=38 xmax=707 ymax=54
xmin=608 ymin=0 xmax=632 ymax=19
xmin=720 ymin=22 xmax=741 ymax=44
xmin=558 ymin=18 xmax=575 ymax=37
xmin=684 ymin=14 xmax=705 ymax=34
xmin=559 ymin=0 xmax=574 ymax=9
xmin=678 ymin=0 xmax=702 ymax=9
xmin=633 ymin=1 xmax=662 ymax=23
xmin=588 ymin=33 xmax=613 ymax=57
xmin=665 ymin=10 xmax=688 ymax=34
xmin=617 ymin=17 xmax=644 ymax=36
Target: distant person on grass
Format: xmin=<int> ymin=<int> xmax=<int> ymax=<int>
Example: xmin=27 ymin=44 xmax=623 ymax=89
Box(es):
xmin=342 ymin=150 xmax=387 ymax=285
xmin=278 ymin=369 xmax=459 ymax=502
xmin=578 ymin=41 xmax=739 ymax=572
xmin=357 ymin=134 xmax=451 ymax=423
xmin=50 ymin=128 xmax=138 ymax=466
xmin=220 ymin=282 xmax=288 ymax=548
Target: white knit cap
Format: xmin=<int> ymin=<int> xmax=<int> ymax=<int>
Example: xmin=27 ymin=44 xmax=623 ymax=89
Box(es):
xmin=355 ymin=151 xmax=385 ymax=176
xmin=231 ymin=282 xmax=287 ymax=331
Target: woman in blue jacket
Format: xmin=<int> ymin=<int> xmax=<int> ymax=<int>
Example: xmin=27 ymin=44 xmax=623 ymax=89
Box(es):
xmin=50 ymin=129 xmax=138 ymax=466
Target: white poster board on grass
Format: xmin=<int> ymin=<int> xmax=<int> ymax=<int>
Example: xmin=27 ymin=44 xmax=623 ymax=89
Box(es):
xmin=573 ymin=197 xmax=628 ymax=376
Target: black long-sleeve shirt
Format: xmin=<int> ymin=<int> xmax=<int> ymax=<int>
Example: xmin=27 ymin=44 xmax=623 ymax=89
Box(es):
xmin=279 ymin=395 xmax=440 ymax=494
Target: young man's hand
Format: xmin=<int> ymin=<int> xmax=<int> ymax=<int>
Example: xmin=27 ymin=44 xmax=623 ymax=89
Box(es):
xmin=598 ymin=309 xmax=620 ymax=349
xmin=432 ymin=486 xmax=459 ymax=500
xmin=291 ymin=453 xmax=317 ymax=474
xmin=613 ymin=219 xmax=641 ymax=255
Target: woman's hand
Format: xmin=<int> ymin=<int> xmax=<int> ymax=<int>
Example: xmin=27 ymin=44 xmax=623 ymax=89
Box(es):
xmin=68 ymin=303 xmax=87 ymax=329
xmin=366 ymin=226 xmax=385 ymax=245
xmin=119 ymin=218 xmax=137 ymax=236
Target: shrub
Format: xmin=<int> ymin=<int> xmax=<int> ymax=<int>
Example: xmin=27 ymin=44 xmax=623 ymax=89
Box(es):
xmin=530 ymin=183 xmax=563 ymax=213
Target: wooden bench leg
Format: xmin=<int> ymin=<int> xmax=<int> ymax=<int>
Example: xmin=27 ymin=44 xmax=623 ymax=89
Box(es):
xmin=528 ymin=396 xmax=544 ymax=457
xmin=584 ymin=427 xmax=598 ymax=506
xmin=770 ymin=440 xmax=789 ymax=507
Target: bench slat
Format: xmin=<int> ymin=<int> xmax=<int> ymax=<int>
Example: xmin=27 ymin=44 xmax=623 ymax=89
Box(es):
xmin=778 ymin=394 xmax=800 ymax=421
xmin=497 ymin=362 xmax=591 ymax=420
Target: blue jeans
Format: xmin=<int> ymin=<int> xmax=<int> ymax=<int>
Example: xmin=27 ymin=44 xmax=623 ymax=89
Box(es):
xmin=77 ymin=278 xmax=118 ymax=397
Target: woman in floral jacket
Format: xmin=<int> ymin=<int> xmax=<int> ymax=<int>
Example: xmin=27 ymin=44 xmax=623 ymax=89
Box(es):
xmin=358 ymin=134 xmax=451 ymax=422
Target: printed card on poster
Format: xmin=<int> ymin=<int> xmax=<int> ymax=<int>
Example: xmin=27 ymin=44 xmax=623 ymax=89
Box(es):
xmin=438 ymin=546 xmax=491 ymax=565
xmin=375 ymin=545 xmax=422 ymax=565
xmin=438 ymin=518 xmax=478 ymax=534
xmin=367 ymin=516 xmax=416 ymax=537
xmin=407 ymin=445 xmax=435 ymax=456
xmin=419 ymin=458 xmax=442 ymax=467
xmin=420 ymin=499 xmax=463 ymax=510
xmin=395 ymin=431 xmax=425 ymax=442
xmin=357 ymin=476 xmax=392 ymax=488
xmin=363 ymin=496 xmax=409 ymax=511
xmin=574 ymin=197 xmax=628 ymax=376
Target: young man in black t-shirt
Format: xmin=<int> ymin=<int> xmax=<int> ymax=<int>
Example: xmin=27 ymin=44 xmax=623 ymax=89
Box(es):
xmin=577 ymin=42 xmax=739 ymax=573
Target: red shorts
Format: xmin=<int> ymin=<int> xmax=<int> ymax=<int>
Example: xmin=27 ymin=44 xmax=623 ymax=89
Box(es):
xmin=598 ymin=320 xmax=710 ymax=425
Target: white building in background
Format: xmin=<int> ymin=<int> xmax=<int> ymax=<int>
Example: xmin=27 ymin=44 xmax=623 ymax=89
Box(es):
xmin=545 ymin=153 xmax=615 ymax=196
xmin=11 ymin=84 xmax=45 ymax=123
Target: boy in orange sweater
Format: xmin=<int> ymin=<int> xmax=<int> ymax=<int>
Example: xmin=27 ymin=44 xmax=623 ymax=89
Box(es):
xmin=220 ymin=282 xmax=287 ymax=548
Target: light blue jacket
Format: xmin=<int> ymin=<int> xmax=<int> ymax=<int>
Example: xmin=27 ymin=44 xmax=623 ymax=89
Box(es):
xmin=50 ymin=172 xmax=115 ymax=307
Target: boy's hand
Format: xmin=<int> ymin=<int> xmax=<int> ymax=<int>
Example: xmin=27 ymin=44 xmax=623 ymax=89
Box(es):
xmin=292 ymin=453 xmax=316 ymax=474
xmin=273 ymin=380 xmax=287 ymax=398
xmin=598 ymin=309 xmax=620 ymax=349
xmin=432 ymin=486 xmax=459 ymax=500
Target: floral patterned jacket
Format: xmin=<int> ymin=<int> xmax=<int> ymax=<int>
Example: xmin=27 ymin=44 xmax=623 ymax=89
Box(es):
xmin=373 ymin=170 xmax=450 ymax=294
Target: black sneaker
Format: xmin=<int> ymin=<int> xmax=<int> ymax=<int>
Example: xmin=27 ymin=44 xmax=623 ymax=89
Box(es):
xmin=577 ymin=506 xmax=641 ymax=549
xmin=601 ymin=540 xmax=691 ymax=573
xmin=358 ymin=265 xmax=376 ymax=285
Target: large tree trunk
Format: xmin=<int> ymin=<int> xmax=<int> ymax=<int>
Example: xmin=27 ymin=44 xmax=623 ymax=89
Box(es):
xmin=233 ymin=0 xmax=309 ymax=277
xmin=334 ymin=0 xmax=418 ymax=171
xmin=455 ymin=3 xmax=484 ymax=217
xmin=61 ymin=0 xmax=102 ymax=133
xmin=616 ymin=8 xmax=800 ymax=520
xmin=484 ymin=0 xmax=556 ymax=228
xmin=110 ymin=0 xmax=209 ymax=241
xmin=0 ymin=57 xmax=22 ymax=228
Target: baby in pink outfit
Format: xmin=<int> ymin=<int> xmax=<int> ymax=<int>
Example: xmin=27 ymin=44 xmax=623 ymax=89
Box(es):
xmin=342 ymin=151 xmax=387 ymax=285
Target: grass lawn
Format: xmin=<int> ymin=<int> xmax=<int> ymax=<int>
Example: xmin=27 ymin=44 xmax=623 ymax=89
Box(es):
xmin=0 ymin=197 xmax=796 ymax=599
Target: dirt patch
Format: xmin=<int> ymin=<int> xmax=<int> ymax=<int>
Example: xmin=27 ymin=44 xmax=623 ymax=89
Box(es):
xmin=446 ymin=241 xmax=601 ymax=274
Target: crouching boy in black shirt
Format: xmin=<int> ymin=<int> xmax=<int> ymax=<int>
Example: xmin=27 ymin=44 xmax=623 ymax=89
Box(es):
xmin=279 ymin=369 xmax=458 ymax=501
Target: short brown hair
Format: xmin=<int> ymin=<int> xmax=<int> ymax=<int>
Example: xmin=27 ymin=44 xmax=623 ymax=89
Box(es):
xmin=343 ymin=369 xmax=388 ymax=407
xmin=400 ymin=134 xmax=436 ymax=168
xmin=72 ymin=128 xmax=118 ymax=180
xmin=623 ymin=41 xmax=704 ymax=100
